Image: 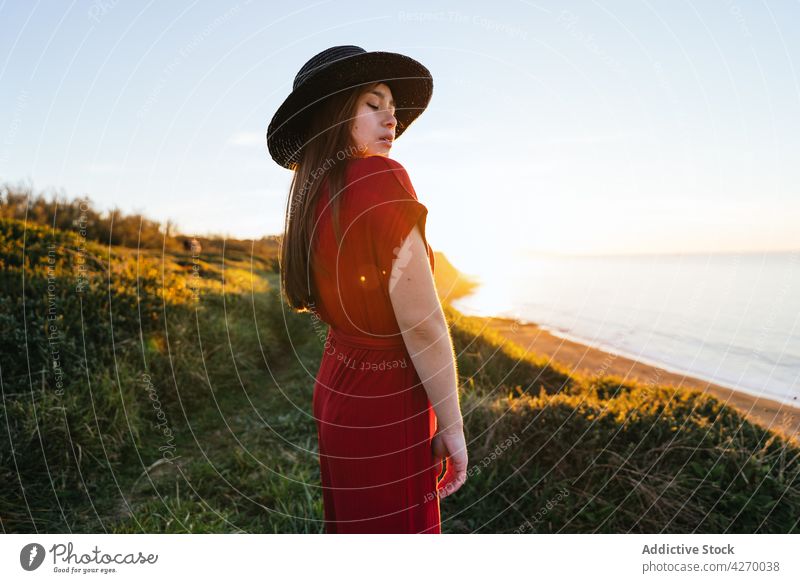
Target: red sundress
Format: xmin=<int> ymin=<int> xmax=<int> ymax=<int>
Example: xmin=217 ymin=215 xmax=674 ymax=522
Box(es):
xmin=309 ymin=155 xmax=441 ymax=534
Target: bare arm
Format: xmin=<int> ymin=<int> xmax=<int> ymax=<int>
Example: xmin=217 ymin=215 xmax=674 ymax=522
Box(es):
xmin=389 ymin=224 xmax=467 ymax=498
xmin=388 ymin=224 xmax=462 ymax=430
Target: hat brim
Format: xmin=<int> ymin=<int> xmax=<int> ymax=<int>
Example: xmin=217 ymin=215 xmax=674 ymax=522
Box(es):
xmin=267 ymin=51 xmax=433 ymax=169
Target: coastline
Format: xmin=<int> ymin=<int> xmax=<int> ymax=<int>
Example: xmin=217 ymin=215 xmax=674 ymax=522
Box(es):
xmin=475 ymin=314 xmax=800 ymax=445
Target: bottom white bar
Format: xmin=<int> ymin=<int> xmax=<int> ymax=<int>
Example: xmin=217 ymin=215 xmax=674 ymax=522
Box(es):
xmin=2 ymin=534 xmax=797 ymax=582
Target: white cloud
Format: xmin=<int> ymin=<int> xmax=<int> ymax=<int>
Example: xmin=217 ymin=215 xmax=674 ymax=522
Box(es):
xmin=227 ymin=131 xmax=264 ymax=146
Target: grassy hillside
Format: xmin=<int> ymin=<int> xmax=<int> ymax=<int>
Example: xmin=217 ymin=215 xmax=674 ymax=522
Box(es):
xmin=1 ymin=215 xmax=798 ymax=533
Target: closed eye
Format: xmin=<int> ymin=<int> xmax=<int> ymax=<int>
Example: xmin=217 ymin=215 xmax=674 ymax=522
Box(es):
xmin=368 ymin=102 xmax=396 ymax=115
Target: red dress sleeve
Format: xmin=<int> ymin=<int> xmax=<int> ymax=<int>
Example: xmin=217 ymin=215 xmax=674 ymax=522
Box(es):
xmin=358 ymin=156 xmax=432 ymax=279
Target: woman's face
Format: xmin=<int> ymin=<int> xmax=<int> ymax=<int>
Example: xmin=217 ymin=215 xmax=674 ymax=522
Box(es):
xmin=350 ymin=83 xmax=397 ymax=158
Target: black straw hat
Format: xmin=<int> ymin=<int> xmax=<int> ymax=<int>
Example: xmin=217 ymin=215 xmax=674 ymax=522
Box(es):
xmin=266 ymin=45 xmax=433 ymax=169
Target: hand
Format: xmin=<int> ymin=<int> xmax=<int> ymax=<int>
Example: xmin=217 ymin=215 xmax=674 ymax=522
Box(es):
xmin=431 ymin=424 xmax=468 ymax=500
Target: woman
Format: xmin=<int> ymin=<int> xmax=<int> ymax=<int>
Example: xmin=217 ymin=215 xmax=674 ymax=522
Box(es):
xmin=267 ymin=46 xmax=467 ymax=534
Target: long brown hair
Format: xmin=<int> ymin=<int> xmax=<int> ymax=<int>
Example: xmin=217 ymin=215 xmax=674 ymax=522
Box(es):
xmin=279 ymin=81 xmax=381 ymax=312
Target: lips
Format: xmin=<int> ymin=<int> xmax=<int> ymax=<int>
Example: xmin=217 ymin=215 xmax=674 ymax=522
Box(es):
xmin=379 ymin=135 xmax=394 ymax=143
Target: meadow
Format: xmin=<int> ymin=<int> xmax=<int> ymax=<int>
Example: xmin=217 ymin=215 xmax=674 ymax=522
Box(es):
xmin=1 ymin=189 xmax=798 ymax=533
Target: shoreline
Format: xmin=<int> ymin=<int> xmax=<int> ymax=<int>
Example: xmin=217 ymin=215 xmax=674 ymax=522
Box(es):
xmin=474 ymin=313 xmax=800 ymax=445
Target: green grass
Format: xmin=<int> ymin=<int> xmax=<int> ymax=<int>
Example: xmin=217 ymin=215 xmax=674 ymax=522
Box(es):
xmin=1 ymin=216 xmax=798 ymax=533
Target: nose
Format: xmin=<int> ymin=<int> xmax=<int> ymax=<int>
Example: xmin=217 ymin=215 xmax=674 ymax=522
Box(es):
xmin=385 ymin=112 xmax=397 ymax=130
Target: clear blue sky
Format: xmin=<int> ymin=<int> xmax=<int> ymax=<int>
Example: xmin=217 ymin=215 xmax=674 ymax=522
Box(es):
xmin=2 ymin=0 xmax=799 ymax=276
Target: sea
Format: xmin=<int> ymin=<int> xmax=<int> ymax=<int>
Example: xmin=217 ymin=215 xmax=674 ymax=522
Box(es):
xmin=451 ymin=250 xmax=800 ymax=408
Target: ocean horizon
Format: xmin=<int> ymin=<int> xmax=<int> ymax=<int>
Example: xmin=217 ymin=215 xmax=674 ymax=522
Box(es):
xmin=452 ymin=250 xmax=800 ymax=408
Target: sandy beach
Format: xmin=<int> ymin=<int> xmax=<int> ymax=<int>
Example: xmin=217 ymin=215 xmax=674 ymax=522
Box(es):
xmin=476 ymin=314 xmax=800 ymax=445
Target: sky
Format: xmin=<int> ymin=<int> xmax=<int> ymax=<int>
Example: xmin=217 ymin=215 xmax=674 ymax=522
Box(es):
xmin=1 ymin=0 xmax=799 ymax=279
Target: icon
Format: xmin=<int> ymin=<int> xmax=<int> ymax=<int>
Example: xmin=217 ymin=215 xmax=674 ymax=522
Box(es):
xmin=20 ymin=543 xmax=46 ymax=571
